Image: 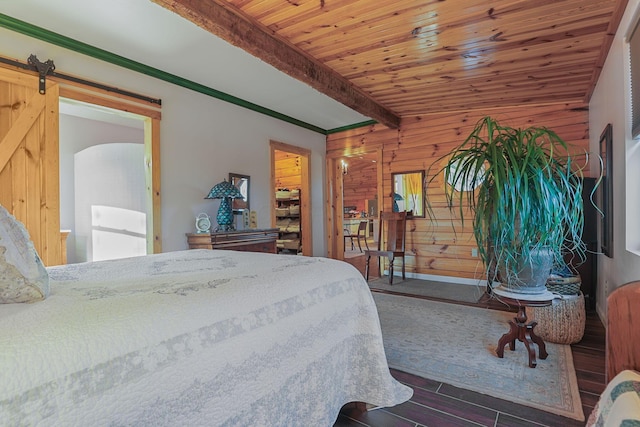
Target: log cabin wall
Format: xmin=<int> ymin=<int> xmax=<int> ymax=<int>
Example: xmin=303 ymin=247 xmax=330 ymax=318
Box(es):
xmin=326 ymin=102 xmax=590 ymax=281
xmin=343 ymin=160 xmax=376 ymax=213
xmin=274 ymin=150 xmax=302 ymax=189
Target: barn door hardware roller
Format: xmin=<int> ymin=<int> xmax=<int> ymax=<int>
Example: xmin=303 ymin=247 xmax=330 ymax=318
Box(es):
xmin=27 ymin=54 xmax=55 ymax=94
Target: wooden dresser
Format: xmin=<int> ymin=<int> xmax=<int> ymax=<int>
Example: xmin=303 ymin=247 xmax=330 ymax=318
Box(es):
xmin=186 ymin=228 xmax=279 ymax=253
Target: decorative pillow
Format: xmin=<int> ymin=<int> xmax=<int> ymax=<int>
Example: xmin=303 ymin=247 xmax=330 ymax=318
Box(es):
xmin=0 ymin=204 xmax=49 ymax=303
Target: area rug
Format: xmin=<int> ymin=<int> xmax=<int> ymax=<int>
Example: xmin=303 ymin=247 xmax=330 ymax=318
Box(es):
xmin=368 ymin=277 xmax=483 ymax=304
xmin=372 ymin=292 xmax=584 ymax=421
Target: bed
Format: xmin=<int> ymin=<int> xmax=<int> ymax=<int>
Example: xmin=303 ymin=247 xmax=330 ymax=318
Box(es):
xmin=0 ymin=208 xmax=411 ymax=425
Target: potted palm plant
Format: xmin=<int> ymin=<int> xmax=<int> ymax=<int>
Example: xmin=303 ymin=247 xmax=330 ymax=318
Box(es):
xmin=426 ymin=116 xmax=597 ymax=295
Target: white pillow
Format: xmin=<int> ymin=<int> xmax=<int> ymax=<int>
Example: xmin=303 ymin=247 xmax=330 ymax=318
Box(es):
xmin=0 ymin=204 xmax=49 ymax=303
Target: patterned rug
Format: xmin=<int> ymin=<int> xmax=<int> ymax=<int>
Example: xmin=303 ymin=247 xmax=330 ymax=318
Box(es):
xmin=372 ymin=293 xmax=585 ymax=421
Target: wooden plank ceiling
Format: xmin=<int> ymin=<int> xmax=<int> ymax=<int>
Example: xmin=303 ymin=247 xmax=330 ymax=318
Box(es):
xmin=154 ymin=0 xmax=627 ymax=129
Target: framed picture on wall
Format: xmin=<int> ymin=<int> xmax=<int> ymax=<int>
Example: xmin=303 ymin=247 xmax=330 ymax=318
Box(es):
xmin=229 ymin=173 xmax=250 ymax=214
xmin=599 ymin=123 xmax=613 ymax=257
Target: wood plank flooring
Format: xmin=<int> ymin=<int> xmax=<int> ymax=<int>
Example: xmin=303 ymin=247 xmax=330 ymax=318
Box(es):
xmin=336 ymin=255 xmax=606 ymax=426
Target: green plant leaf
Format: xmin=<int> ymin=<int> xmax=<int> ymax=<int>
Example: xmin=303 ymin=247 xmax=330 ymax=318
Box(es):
xmin=425 ymin=116 xmax=600 ymax=288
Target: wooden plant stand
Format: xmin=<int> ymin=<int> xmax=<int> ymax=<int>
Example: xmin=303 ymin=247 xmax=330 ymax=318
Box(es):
xmin=494 ymin=289 xmax=554 ymax=368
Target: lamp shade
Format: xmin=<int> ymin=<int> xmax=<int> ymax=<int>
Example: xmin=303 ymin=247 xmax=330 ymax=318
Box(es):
xmin=205 ymin=179 xmax=244 ymax=231
xmin=205 ymin=179 xmax=244 ymax=200
xmin=393 ymin=192 xmax=404 ymax=213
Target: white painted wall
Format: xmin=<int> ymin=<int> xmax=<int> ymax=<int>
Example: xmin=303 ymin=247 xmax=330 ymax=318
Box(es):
xmin=1 ymin=28 xmax=328 ymax=256
xmin=74 ymin=143 xmax=146 ymax=263
xmin=60 ymin=114 xmax=144 ymax=263
xmin=589 ymin=0 xmax=640 ymax=320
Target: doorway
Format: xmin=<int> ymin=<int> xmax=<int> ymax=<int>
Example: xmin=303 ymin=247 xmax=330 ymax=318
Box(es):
xmin=341 ymin=152 xmax=379 ymax=258
xmin=0 ymin=65 xmax=160 ymax=265
xmin=59 ymin=97 xmax=160 ymax=262
xmin=270 ymin=140 xmax=312 ymax=256
xmin=326 ymin=148 xmax=383 ymax=260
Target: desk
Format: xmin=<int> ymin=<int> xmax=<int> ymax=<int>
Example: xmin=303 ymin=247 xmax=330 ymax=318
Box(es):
xmin=494 ymin=287 xmax=554 ymax=368
xmin=186 ymin=228 xmax=278 ymax=253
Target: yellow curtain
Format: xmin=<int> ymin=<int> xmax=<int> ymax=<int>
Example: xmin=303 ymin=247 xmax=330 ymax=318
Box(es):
xmin=402 ymin=172 xmax=423 ymax=216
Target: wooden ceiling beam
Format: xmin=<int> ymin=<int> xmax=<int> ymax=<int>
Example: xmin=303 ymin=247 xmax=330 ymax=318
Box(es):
xmin=151 ymin=0 xmax=401 ymax=129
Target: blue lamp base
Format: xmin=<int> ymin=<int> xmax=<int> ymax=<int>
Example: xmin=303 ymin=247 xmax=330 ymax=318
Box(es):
xmin=216 ymin=197 xmax=235 ymax=231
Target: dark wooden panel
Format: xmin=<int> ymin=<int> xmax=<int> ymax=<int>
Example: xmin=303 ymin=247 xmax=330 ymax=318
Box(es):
xmin=186 ymin=229 xmax=279 ymax=253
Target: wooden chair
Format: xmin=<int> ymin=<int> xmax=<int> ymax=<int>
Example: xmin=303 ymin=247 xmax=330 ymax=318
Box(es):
xmin=364 ymin=211 xmax=407 ymax=285
xmin=343 ymin=227 xmax=355 ymax=251
xmin=606 ymin=280 xmax=640 ymax=382
xmin=356 ymin=220 xmax=370 ymax=252
xmin=344 ymin=220 xmax=370 ymax=253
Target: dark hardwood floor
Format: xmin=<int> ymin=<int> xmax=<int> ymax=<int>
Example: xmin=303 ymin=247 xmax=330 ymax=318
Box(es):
xmin=336 ymin=255 xmax=605 ymax=426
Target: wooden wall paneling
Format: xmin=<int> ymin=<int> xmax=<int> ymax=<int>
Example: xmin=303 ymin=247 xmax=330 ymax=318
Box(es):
xmin=274 ymin=151 xmax=302 ymax=189
xmin=342 ymin=160 xmax=376 ymax=212
xmin=326 ymin=102 xmax=590 ymax=281
xmin=324 ymin=156 xmax=341 ymax=259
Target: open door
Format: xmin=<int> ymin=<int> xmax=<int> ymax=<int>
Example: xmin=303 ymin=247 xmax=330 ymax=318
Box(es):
xmin=0 ymin=67 xmax=61 ymax=265
xmin=326 ymin=148 xmax=383 ymax=260
xmin=270 ymin=140 xmax=312 ymax=256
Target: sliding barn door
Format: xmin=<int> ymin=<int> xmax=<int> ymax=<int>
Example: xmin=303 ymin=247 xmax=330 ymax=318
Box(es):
xmin=0 ymin=67 xmax=61 ymax=265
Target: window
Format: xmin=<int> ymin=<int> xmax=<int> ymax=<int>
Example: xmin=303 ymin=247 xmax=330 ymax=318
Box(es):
xmin=630 ymin=16 xmax=640 ymax=139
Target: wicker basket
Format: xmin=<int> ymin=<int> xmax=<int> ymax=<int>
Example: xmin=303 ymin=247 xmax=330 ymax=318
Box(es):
xmin=546 ymin=274 xmax=582 ymax=295
xmin=282 ymin=239 xmax=300 ymax=250
xmin=275 ymin=190 xmax=291 ymax=200
xmin=529 ymin=292 xmax=586 ymax=344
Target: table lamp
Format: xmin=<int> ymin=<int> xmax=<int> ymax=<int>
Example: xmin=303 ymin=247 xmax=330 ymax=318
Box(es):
xmin=205 ymin=179 xmax=244 ymax=231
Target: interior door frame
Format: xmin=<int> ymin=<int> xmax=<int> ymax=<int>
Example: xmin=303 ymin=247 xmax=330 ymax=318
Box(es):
xmin=58 ymin=88 xmax=163 ymax=255
xmin=325 ymin=147 xmax=383 ymax=260
xmin=270 ymin=140 xmax=312 ymax=256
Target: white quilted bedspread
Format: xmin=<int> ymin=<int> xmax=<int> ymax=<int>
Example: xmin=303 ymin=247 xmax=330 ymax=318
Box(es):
xmin=0 ymin=250 xmax=411 ymax=426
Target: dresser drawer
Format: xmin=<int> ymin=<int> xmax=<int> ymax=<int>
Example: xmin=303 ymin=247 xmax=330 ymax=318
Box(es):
xmin=187 ymin=229 xmax=278 ymax=254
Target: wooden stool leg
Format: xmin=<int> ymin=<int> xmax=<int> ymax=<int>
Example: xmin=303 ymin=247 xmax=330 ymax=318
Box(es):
xmin=496 ymin=306 xmax=548 ymax=368
xmin=521 ymin=327 xmax=538 ymax=368
xmin=528 ymin=321 xmax=548 ymax=360
xmin=497 ymin=320 xmax=519 ymax=358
